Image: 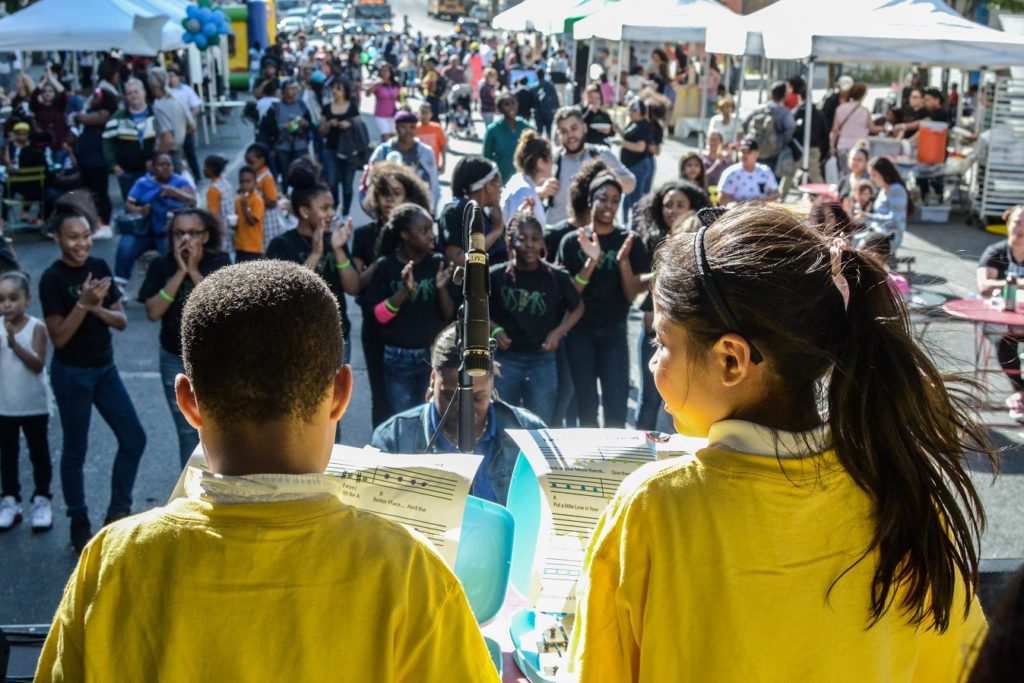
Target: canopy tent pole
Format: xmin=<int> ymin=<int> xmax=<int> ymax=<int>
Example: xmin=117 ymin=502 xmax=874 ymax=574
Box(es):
xmin=975 ymin=67 xmax=988 ymax=136
xmin=735 ymin=54 xmax=747 ymax=139
xmin=802 ymin=58 xmax=815 ymax=181
xmin=71 ymin=51 xmax=79 ymax=90
xmin=955 ymin=70 xmax=967 ymax=127
xmin=758 ymin=58 xmax=768 ymax=104
xmin=615 ymin=38 xmax=625 ymax=105
xmin=722 ymin=54 xmax=731 ymax=94
xmin=698 ymin=48 xmax=710 ymax=150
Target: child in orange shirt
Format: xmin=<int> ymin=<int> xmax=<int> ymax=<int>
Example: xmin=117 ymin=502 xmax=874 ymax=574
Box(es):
xmin=203 ymin=155 xmax=235 ymax=256
xmin=244 ymin=143 xmax=285 ymax=251
xmin=416 ymin=102 xmax=447 ymax=173
xmin=234 ymin=166 xmax=265 ymax=262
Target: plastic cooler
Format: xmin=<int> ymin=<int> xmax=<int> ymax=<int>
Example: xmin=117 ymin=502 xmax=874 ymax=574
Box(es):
xmin=452 ymin=495 xmax=515 ymax=676
xmin=917 ymin=121 xmax=948 ymax=164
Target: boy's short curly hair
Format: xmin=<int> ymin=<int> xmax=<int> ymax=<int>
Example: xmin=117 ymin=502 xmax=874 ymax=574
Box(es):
xmin=181 ymin=260 xmax=343 ymax=425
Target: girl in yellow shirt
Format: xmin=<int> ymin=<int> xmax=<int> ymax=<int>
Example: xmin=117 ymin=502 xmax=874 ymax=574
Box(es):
xmin=564 ymin=204 xmax=993 ymax=682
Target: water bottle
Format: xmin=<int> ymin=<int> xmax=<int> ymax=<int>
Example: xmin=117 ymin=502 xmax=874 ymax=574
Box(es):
xmin=990 ymin=290 xmax=1004 ymax=310
xmin=1004 ymin=274 xmax=1018 ymax=312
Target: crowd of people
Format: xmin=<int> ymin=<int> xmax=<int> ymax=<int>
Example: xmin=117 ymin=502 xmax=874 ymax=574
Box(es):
xmin=0 ymin=25 xmax=1022 ymax=683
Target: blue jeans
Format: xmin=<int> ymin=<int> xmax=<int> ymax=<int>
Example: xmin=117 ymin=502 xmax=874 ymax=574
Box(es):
xmin=50 ymin=358 xmax=147 ymax=519
xmin=551 ymin=343 xmax=577 ymax=427
xmin=322 ymin=152 xmax=357 ymax=216
xmin=275 ymin=147 xmax=309 ymax=193
xmin=383 ymin=345 xmax=432 ymax=415
xmin=623 ymin=155 xmax=654 ymax=224
xmin=634 ymin=326 xmax=662 ymax=430
xmin=159 ymin=348 xmax=199 ymax=468
xmin=115 ymin=231 xmax=169 ymax=284
xmin=495 ymin=349 xmax=557 ymax=424
xmin=565 ymin=321 xmax=630 ymax=427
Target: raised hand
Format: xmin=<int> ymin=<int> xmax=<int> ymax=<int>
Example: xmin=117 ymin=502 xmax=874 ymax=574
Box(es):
xmin=401 ymin=260 xmax=416 ymax=292
xmin=77 ymin=273 xmax=102 ymax=307
xmin=186 ymin=240 xmax=203 ymax=272
xmin=331 ymin=216 xmax=353 ymax=253
xmin=495 ymin=329 xmax=512 ymax=351
xmin=537 ymin=177 xmax=559 ymax=199
xmin=617 ymin=233 xmax=634 ymax=265
xmin=577 ymin=228 xmax=602 ymax=261
xmin=517 ymin=196 xmax=536 ymax=215
xmin=435 ymin=260 xmax=453 ymax=289
xmin=173 ymin=239 xmax=189 ymax=273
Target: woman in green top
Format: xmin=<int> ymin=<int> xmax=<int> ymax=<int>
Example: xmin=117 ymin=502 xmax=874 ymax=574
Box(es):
xmin=482 ymin=91 xmax=533 ymax=186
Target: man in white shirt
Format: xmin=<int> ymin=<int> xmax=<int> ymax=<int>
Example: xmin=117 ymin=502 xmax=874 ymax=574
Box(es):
xmin=166 ymin=65 xmax=203 ymax=179
xmin=718 ymin=138 xmax=780 ymax=205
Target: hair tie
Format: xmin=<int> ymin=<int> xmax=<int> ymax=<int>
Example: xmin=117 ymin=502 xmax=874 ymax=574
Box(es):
xmin=830 ymin=238 xmax=850 ymax=311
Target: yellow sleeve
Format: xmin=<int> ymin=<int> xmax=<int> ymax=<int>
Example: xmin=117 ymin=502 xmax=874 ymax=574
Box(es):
xmin=207 ymin=185 xmax=221 ymax=218
xmin=563 ymin=491 xmax=641 ymax=683
xmin=35 ymin=545 xmax=96 ymax=682
xmin=913 ymin=590 xmax=988 ymax=683
xmin=260 ymin=175 xmax=279 ymax=203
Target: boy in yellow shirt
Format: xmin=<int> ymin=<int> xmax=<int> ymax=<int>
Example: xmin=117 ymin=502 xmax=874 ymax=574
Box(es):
xmin=36 ymin=260 xmax=498 ymax=682
xmin=234 ymin=165 xmax=265 ymax=262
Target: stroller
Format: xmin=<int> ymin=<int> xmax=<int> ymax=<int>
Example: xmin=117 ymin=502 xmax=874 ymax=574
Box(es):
xmin=446 ymin=83 xmax=477 ymax=140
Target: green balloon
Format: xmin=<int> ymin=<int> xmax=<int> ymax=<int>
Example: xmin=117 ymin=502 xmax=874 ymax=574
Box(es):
xmin=207 ymin=34 xmax=219 ymax=46
xmin=181 ymin=17 xmax=190 ymax=29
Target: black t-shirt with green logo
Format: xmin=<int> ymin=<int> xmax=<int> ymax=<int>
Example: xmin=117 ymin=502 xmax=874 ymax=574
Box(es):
xmin=558 ymin=227 xmax=650 ymax=327
xmin=267 ymin=228 xmax=352 ymax=338
xmin=367 ymin=252 xmax=460 ymax=349
xmin=138 ymin=251 xmax=231 ymax=356
xmin=39 ymin=257 xmax=122 ymax=367
xmin=489 ymin=264 xmax=580 ymax=353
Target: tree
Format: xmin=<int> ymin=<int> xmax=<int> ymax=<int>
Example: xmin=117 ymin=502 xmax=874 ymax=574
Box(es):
xmin=956 ymin=0 xmax=1024 ymax=21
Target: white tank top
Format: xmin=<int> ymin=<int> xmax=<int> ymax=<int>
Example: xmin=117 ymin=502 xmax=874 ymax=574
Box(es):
xmin=0 ymin=316 xmax=49 ymax=416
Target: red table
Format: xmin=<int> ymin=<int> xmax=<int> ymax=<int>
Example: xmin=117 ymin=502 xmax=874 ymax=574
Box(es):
xmin=797 ymin=183 xmax=838 ymax=200
xmin=941 ymin=298 xmax=1024 ymax=381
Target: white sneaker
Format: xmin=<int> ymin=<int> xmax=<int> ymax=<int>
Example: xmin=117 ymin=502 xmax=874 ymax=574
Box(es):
xmin=30 ymin=496 xmax=52 ymax=532
xmin=92 ymin=225 xmax=114 ymax=240
xmin=0 ymin=495 xmax=22 ymax=531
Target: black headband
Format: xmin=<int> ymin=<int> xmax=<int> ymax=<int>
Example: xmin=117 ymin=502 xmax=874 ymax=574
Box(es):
xmin=588 ymin=173 xmax=622 ymax=199
xmin=692 ymin=223 xmax=763 ymax=365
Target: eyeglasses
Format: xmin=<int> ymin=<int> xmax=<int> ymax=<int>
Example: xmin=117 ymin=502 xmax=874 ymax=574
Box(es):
xmin=173 ymin=229 xmax=206 ymax=239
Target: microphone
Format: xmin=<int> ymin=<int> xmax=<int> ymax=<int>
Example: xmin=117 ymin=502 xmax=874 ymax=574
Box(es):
xmin=461 ymin=199 xmax=492 ymax=377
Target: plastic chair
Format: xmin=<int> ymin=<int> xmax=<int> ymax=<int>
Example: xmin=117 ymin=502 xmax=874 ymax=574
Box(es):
xmin=708 ymin=184 xmax=719 ymax=206
xmin=3 ymin=165 xmax=47 ymax=234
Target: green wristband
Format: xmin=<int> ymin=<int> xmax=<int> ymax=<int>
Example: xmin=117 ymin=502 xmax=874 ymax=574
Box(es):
xmin=159 ymin=288 xmax=176 ymax=303
xmin=574 ymin=274 xmax=590 ymax=287
xmin=490 ymin=326 xmax=505 ymax=338
xmin=385 ymin=299 xmax=401 ymax=314
xmin=335 ymin=259 xmax=351 ymax=270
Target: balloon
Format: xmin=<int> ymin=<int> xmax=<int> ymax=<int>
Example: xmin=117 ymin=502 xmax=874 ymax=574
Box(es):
xmin=194 ymin=33 xmax=208 ymax=49
xmin=187 ymin=18 xmax=201 ymax=33
xmin=182 ymin=32 xmax=195 ymax=44
xmin=213 ymin=9 xmax=227 ymax=22
xmin=196 ymin=8 xmax=212 ymax=23
xmin=208 ymin=34 xmax=220 ymax=46
xmin=202 ymin=21 xmax=217 ymax=37
xmin=185 ymin=5 xmax=198 ymax=19
xmin=181 ymin=17 xmax=190 ymax=30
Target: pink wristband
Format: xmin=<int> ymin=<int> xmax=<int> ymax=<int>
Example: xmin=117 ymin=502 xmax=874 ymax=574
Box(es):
xmin=374 ymin=300 xmax=397 ymax=324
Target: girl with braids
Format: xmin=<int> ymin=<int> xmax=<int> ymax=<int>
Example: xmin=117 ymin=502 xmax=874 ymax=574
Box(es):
xmin=500 ymin=130 xmax=559 ymax=228
xmin=267 ymin=164 xmax=359 ymax=363
xmin=489 ymin=211 xmax=583 ymax=424
xmin=439 ymin=155 xmax=506 ymax=266
xmin=139 ymin=208 xmax=230 ymax=467
xmin=367 ymin=203 xmax=456 ymax=414
xmin=557 ymin=173 xmax=650 ymax=428
xmin=566 ymin=203 xmax=991 ymax=681
xmin=350 ymin=162 xmax=431 ymax=427
xmin=632 ymin=179 xmax=710 ymax=430
xmin=544 ymin=157 xmax=609 ymax=264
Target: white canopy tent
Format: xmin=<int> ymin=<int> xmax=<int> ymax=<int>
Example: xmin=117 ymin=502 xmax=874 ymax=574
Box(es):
xmin=493 ymin=0 xmax=599 ymax=34
xmin=0 ymin=0 xmax=186 ymax=54
xmin=705 ymin=0 xmax=1024 ymax=179
xmin=574 ymin=0 xmax=742 ymax=145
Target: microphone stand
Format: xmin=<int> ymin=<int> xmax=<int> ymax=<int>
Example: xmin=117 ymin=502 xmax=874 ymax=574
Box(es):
xmin=456 ymin=308 xmax=476 ymax=454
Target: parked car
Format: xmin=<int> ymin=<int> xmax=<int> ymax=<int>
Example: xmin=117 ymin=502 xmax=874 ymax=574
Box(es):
xmin=469 ymin=4 xmax=491 ymax=21
xmin=454 ymin=17 xmax=480 ymax=38
xmin=314 ymin=10 xmax=346 ymax=34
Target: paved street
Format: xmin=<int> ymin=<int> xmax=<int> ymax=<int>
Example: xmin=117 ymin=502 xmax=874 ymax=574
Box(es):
xmin=1 ymin=12 xmax=1022 ymax=631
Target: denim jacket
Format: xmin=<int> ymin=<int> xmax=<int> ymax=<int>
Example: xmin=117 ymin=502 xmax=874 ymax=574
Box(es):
xmin=370 ymin=399 xmax=547 ymax=505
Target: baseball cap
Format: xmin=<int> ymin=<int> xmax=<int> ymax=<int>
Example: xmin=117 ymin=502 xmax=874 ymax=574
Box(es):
xmin=739 ymin=138 xmax=758 ymax=151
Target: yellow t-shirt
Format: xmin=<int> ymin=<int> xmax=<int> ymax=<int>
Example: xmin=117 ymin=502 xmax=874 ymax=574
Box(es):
xmin=563 ymin=448 xmax=987 ymax=683
xmin=36 ymin=494 xmax=498 ymax=682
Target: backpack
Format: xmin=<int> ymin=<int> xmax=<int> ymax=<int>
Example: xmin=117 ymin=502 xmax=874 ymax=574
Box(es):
xmin=748 ymin=107 xmax=779 ymax=160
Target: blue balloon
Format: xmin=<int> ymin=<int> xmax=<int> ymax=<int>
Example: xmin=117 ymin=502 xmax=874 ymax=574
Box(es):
xmin=182 ymin=32 xmax=195 ymax=43
xmin=194 ymin=32 xmax=208 ymax=49
xmin=186 ymin=18 xmax=201 ymax=33
xmin=196 ymin=7 xmax=212 ymax=23
xmin=213 ymin=9 xmax=227 ymax=23
xmin=185 ymin=5 xmax=198 ymax=19
xmin=202 ymin=21 xmax=217 ymax=37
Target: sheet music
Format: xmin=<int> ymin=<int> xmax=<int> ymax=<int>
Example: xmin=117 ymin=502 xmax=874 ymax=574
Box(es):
xmin=509 ymin=429 xmax=684 ymax=615
xmin=169 ymin=445 xmax=482 ymax=569
xmin=323 ymin=446 xmax=482 ymax=567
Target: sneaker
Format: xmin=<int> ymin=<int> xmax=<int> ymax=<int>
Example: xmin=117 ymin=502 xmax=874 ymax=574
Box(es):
xmin=0 ymin=495 xmax=22 ymax=531
xmin=30 ymin=496 xmax=53 ymax=532
xmin=92 ymin=225 xmax=114 ymax=240
xmin=70 ymin=514 xmax=92 ymax=554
